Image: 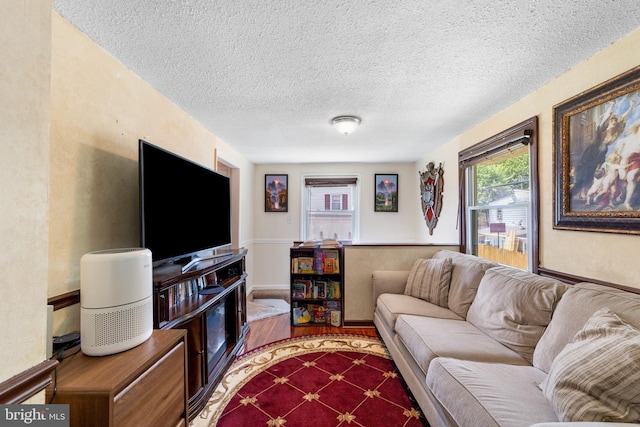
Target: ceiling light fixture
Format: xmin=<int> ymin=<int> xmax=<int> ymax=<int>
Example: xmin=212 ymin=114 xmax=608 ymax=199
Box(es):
xmin=331 ymin=116 xmax=361 ymax=135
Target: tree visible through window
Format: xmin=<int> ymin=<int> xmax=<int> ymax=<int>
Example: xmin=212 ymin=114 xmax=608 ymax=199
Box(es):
xmin=459 ymin=118 xmax=539 ymax=271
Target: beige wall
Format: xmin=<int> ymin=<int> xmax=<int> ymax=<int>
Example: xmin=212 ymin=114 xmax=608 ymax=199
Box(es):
xmin=1 ymin=0 xmax=52 ymax=386
xmin=418 ymin=27 xmax=640 ymax=289
xmin=49 ymin=13 xmax=253 ymax=334
xmin=344 ymin=245 xmax=457 ymax=321
xmin=250 ymin=162 xmax=434 ymax=292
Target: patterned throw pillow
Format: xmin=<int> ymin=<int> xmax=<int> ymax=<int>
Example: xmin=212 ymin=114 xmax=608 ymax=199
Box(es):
xmin=403 ymin=258 xmax=453 ymax=308
xmin=542 ymin=307 xmax=640 ymax=422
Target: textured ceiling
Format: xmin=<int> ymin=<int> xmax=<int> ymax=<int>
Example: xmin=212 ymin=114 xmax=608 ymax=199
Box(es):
xmin=54 ymin=1 xmax=640 ymax=164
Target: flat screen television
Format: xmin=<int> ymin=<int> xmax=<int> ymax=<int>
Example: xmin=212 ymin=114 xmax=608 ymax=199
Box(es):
xmin=139 ymin=139 xmax=231 ymax=270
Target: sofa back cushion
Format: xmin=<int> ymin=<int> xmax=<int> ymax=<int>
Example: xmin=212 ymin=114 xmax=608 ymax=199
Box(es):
xmin=467 ymin=266 xmax=568 ymax=364
xmin=432 ymin=250 xmax=499 ymax=318
xmin=404 ymin=257 xmax=453 ymax=307
xmin=533 ymin=281 xmax=640 ymax=373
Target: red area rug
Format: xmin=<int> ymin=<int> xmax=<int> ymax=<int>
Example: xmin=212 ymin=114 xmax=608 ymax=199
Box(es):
xmin=192 ymin=334 xmax=428 ymax=427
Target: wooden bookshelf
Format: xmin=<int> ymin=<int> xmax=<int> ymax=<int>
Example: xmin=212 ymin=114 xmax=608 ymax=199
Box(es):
xmin=290 ymin=245 xmax=344 ymax=327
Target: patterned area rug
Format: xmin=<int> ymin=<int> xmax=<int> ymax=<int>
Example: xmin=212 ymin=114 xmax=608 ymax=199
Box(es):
xmin=191 ymin=334 xmax=428 ymax=427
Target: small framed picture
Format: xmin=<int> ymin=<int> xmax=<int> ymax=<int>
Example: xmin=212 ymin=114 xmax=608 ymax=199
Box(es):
xmin=265 ymin=174 xmax=288 ymax=212
xmin=374 ymin=174 xmax=398 ymax=212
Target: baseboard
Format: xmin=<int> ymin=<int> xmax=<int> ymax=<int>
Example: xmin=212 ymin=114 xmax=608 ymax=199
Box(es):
xmin=343 ymin=320 xmax=375 ymax=327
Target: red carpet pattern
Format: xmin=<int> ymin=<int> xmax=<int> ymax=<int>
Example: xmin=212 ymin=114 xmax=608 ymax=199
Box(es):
xmin=192 ymin=334 xmax=427 ymax=427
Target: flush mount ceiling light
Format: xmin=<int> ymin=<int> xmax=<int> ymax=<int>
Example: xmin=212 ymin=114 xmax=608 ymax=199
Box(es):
xmin=331 ymin=116 xmax=361 ymax=135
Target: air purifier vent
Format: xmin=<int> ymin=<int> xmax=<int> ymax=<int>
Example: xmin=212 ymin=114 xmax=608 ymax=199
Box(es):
xmin=91 ymin=297 xmax=152 ymax=347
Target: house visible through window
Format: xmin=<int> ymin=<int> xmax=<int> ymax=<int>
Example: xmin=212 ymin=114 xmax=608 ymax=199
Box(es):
xmin=303 ymin=176 xmax=358 ymax=242
xmin=459 ymin=117 xmax=539 ymax=271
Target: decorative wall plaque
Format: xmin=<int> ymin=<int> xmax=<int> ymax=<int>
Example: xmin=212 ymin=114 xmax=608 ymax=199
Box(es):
xmin=419 ymin=162 xmax=444 ymax=235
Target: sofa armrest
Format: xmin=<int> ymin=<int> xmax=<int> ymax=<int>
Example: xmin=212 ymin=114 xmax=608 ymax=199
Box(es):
xmin=372 ymin=270 xmax=410 ymax=305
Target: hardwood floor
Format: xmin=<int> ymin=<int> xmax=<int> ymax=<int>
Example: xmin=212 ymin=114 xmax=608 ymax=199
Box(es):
xmin=243 ymin=313 xmax=379 ymax=353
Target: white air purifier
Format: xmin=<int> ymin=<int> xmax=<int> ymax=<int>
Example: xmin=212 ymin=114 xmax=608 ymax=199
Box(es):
xmin=80 ymin=248 xmax=153 ymax=356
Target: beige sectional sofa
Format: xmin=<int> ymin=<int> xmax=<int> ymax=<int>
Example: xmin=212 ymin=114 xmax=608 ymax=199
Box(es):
xmin=373 ymin=250 xmax=640 ymax=427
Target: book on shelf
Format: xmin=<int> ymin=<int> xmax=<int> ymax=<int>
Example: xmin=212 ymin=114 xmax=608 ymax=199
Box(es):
xmin=293 ymin=279 xmax=313 ymax=298
xmin=312 ymin=305 xmax=330 ymax=324
xmin=314 ymin=281 xmax=327 ymax=299
xmin=296 ymin=257 xmax=315 ymax=274
xmin=320 ymin=239 xmax=341 ymax=248
xmin=303 ymin=304 xmax=317 ymax=323
xmin=323 ymin=250 xmax=339 ymax=273
xmin=324 ymin=257 xmax=335 ymax=274
xmin=330 ymin=310 xmax=341 ymax=327
xmin=292 ymin=283 xmax=307 ymax=299
xmin=327 ymin=280 xmax=340 ymax=299
xmin=168 ymin=277 xmax=209 ymax=308
xmin=313 ymin=251 xmax=325 ymax=274
xmin=299 ymin=240 xmax=321 ymax=247
xmin=324 ymin=300 xmax=341 ymax=311
xmin=293 ymin=306 xmax=311 ymax=324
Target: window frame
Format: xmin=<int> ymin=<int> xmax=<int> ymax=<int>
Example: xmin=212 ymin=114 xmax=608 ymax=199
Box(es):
xmin=301 ymin=174 xmax=360 ymax=242
xmin=458 ymin=116 xmax=539 ymax=272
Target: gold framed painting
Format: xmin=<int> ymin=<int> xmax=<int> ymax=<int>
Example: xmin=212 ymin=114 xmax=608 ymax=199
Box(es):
xmin=553 ymin=65 xmax=640 ymax=234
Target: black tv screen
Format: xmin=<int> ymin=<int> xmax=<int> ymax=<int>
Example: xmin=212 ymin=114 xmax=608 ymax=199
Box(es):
xmin=139 ymin=140 xmax=231 ymax=266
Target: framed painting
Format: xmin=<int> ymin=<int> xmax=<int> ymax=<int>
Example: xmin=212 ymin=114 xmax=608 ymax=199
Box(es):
xmin=553 ymin=65 xmax=640 ymax=234
xmin=265 ymin=174 xmax=288 ymax=212
xmin=374 ymin=174 xmax=398 ymax=212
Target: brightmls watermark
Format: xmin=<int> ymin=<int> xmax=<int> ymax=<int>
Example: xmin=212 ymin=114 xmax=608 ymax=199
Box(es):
xmin=0 ymin=405 xmax=68 ymax=426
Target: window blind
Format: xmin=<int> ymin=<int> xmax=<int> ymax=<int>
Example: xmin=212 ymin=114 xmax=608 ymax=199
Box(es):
xmin=305 ymin=177 xmax=358 ymax=187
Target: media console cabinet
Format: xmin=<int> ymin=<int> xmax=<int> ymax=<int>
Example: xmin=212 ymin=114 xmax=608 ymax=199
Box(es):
xmin=151 ymin=248 xmax=249 ymax=419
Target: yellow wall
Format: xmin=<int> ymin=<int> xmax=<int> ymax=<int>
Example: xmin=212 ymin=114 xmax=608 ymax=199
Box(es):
xmin=1 ymin=0 xmax=52 ymax=385
xmin=418 ymin=27 xmax=640 ymax=289
xmin=49 ymin=13 xmax=254 ymax=334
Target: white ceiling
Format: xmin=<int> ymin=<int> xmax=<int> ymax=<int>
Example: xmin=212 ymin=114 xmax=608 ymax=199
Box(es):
xmin=54 ymin=1 xmax=640 ymax=164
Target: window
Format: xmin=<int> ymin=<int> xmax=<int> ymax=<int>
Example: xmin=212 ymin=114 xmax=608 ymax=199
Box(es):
xmin=459 ymin=117 xmax=539 ymax=271
xmin=303 ymin=176 xmax=358 ymax=242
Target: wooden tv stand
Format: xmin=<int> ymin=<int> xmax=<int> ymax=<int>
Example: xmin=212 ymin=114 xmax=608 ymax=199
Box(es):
xmin=151 ymin=248 xmax=249 ymax=419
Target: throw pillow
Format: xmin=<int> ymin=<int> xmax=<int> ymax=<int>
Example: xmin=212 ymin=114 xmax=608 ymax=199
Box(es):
xmin=403 ymin=258 xmax=452 ymax=307
xmin=542 ymin=307 xmax=640 ymax=422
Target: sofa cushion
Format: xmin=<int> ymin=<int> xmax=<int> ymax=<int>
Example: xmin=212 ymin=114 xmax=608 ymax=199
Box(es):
xmin=404 ymin=257 xmax=452 ymax=307
xmin=542 ymin=307 xmax=640 ymax=422
xmin=395 ymin=314 xmax=529 ymax=375
xmin=466 ymin=266 xmax=568 ymax=364
xmin=432 ymin=250 xmax=499 ymax=319
xmin=376 ymin=294 xmax=462 ymax=333
xmin=427 ymin=357 xmax=558 ymax=427
xmin=534 ymin=282 xmax=640 ymax=373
